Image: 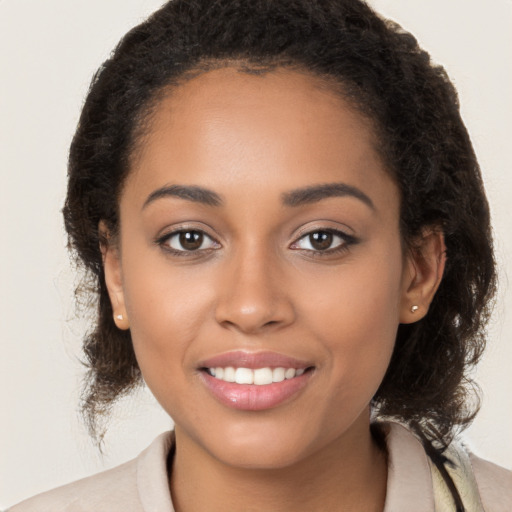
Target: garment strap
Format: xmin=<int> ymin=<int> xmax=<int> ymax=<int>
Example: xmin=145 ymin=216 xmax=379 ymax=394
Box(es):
xmin=428 ymin=442 xmax=484 ymax=512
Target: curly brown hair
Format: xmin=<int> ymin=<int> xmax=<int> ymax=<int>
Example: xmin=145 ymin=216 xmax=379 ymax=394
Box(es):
xmin=64 ymin=0 xmax=496 ymax=457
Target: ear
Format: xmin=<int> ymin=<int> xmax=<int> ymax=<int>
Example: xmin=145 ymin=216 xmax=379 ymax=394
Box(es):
xmin=399 ymin=228 xmax=446 ymax=324
xmin=99 ymin=221 xmax=130 ymax=330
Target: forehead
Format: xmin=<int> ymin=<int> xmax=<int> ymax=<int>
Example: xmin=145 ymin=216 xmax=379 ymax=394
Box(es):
xmin=125 ymin=67 xmax=397 ymax=212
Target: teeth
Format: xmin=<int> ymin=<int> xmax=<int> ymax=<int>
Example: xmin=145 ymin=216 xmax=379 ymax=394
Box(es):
xmin=207 ymin=366 xmax=307 ymax=385
xmin=235 ymin=367 xmax=253 ymax=384
xmin=285 ymin=368 xmax=296 ymax=379
xmin=272 ymin=367 xmax=285 ymax=383
xmin=254 ymin=368 xmax=273 ymax=385
xmin=223 ymin=367 xmax=236 ymax=382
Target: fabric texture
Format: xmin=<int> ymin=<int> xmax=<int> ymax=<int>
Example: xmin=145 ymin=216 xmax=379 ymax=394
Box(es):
xmin=8 ymin=423 xmax=512 ymax=512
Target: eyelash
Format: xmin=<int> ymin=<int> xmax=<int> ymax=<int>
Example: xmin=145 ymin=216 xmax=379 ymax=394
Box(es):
xmin=155 ymin=228 xmax=220 ymax=257
xmin=290 ymin=229 xmax=358 ymax=257
xmin=155 ymin=228 xmax=358 ymax=257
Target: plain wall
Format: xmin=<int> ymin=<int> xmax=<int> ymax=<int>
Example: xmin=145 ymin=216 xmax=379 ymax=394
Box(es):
xmin=1 ymin=0 xmax=511 ymax=507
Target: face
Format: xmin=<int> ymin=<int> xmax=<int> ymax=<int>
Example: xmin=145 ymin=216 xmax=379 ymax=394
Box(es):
xmin=105 ymin=68 xmax=422 ymax=469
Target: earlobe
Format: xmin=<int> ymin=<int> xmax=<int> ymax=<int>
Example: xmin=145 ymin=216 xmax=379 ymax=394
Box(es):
xmin=400 ymin=228 xmax=446 ymax=324
xmin=99 ymin=221 xmax=130 ymax=330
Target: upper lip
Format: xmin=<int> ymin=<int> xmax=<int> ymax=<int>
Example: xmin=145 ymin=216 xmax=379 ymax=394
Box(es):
xmin=199 ymin=350 xmax=312 ymax=370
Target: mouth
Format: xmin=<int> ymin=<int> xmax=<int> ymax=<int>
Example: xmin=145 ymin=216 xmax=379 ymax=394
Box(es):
xmin=198 ymin=351 xmax=315 ymax=411
xmin=203 ymin=366 xmax=311 ymax=385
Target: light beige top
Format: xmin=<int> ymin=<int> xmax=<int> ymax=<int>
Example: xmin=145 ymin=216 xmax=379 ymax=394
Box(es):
xmin=8 ymin=423 xmax=512 ymax=511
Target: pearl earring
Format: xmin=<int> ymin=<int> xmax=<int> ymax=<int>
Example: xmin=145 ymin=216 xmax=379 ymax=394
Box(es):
xmin=410 ymin=305 xmax=419 ymax=313
xmin=115 ymin=314 xmax=123 ymax=320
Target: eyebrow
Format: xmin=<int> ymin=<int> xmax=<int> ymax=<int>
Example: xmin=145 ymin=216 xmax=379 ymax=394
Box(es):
xmin=281 ymin=182 xmax=375 ymax=210
xmin=143 ymin=184 xmax=223 ymax=209
xmin=142 ymin=181 xmax=375 ymax=211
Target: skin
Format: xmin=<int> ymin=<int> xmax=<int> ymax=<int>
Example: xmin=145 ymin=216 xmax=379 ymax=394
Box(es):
xmin=102 ymin=68 xmax=445 ymax=511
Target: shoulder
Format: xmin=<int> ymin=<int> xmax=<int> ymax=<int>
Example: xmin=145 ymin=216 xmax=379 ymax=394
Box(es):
xmin=7 ymin=459 xmax=140 ymax=512
xmin=7 ymin=431 xmax=175 ymax=512
xmin=381 ymin=421 xmax=512 ymax=512
xmin=469 ymin=451 xmax=512 ymax=511
xmin=433 ymin=436 xmax=512 ymax=511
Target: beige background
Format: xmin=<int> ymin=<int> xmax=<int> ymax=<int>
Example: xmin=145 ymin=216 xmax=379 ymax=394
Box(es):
xmin=1 ymin=0 xmax=511 ymax=507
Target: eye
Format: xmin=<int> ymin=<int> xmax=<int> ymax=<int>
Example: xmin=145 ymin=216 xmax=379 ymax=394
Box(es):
xmin=161 ymin=230 xmax=220 ymax=252
xmin=291 ymin=229 xmax=354 ymax=252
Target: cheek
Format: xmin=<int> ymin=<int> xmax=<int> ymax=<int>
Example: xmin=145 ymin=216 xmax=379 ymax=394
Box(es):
xmin=299 ymin=248 xmax=403 ymax=388
xmin=120 ymin=253 xmax=216 ymax=380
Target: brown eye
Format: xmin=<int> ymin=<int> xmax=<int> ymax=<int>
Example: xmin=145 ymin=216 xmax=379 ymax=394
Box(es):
xmin=309 ymin=231 xmax=333 ymax=250
xmin=291 ymin=229 xmax=353 ymax=253
xmin=179 ymin=231 xmax=203 ymax=250
xmin=165 ymin=230 xmax=219 ymax=252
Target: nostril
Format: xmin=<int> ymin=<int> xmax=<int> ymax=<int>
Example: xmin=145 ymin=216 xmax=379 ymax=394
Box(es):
xmin=214 ymin=286 xmax=296 ymax=333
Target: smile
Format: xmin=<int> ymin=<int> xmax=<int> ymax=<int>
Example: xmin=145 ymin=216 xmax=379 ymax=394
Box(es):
xmin=206 ymin=367 xmax=306 ymax=385
xmin=198 ymin=351 xmax=314 ymax=411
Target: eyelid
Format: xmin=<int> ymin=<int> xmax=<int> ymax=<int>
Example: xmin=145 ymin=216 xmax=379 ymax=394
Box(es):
xmin=153 ymin=222 xmax=357 ymax=256
xmin=170 ymin=231 xmax=218 ymax=251
xmin=289 ymin=226 xmax=359 ymax=254
xmin=154 ymin=224 xmax=222 ymax=254
xmin=292 ymin=221 xmax=355 ymax=239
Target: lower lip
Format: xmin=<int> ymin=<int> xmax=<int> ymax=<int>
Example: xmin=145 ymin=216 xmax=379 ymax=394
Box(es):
xmin=200 ymin=371 xmax=312 ymax=411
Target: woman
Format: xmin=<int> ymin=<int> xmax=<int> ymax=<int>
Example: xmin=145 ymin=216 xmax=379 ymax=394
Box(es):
xmin=8 ymin=0 xmax=511 ymax=510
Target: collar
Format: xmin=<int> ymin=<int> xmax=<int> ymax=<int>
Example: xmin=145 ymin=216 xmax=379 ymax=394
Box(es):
xmin=135 ymin=423 xmax=437 ymax=511
xmin=136 ymin=430 xmax=175 ymax=511
xmin=382 ymin=422 xmax=436 ymax=511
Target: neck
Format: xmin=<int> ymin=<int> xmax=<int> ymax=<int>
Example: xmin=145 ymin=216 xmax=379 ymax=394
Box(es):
xmin=169 ymin=415 xmax=388 ymax=512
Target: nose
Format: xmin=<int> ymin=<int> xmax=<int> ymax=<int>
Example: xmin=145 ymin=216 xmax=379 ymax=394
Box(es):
xmin=214 ymin=244 xmax=295 ymax=335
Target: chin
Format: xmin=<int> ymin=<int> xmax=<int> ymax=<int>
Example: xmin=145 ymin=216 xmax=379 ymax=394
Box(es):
xmin=194 ymin=414 xmax=338 ymax=471
xmin=213 ymin=438 xmax=310 ymax=471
